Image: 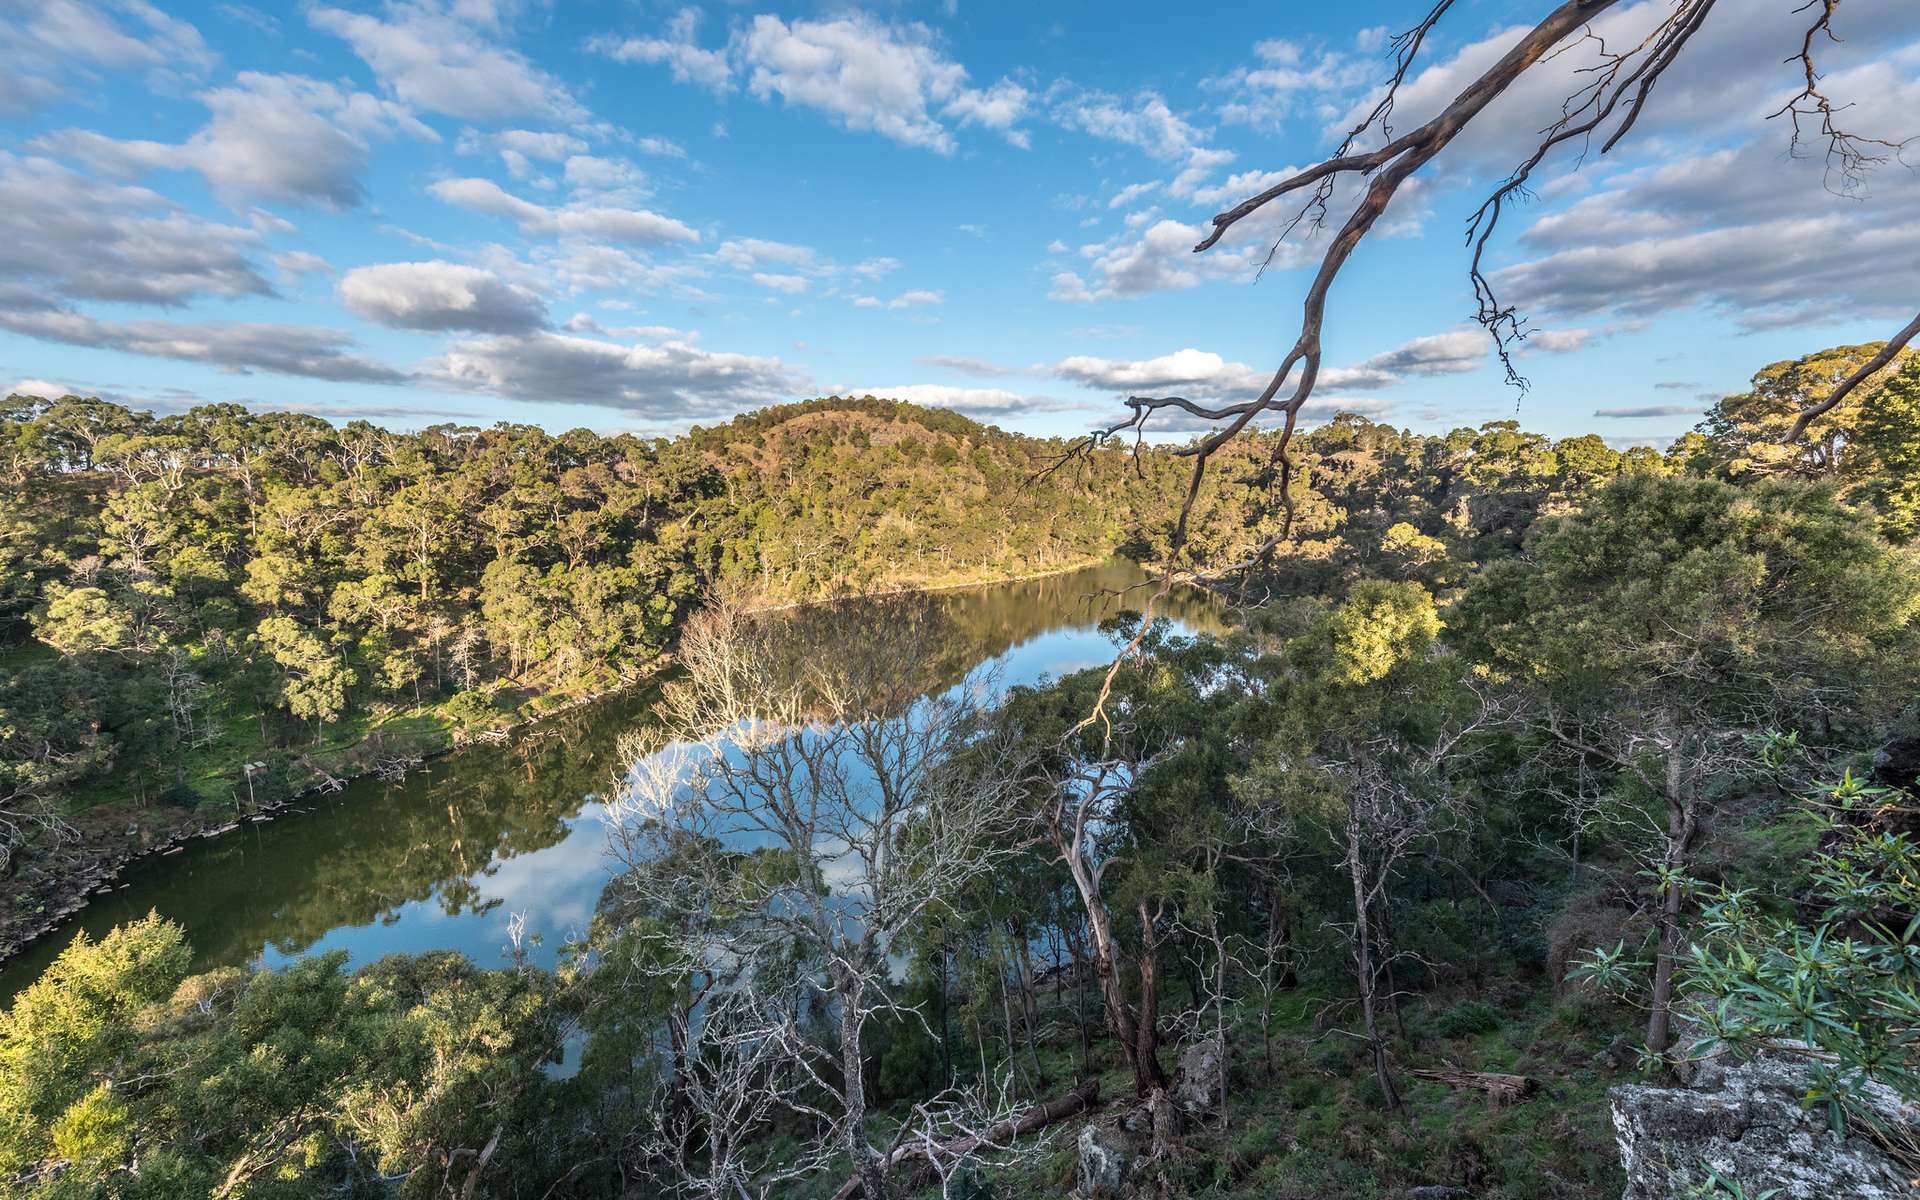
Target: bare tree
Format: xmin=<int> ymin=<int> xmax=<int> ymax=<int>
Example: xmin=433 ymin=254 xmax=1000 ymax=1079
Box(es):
xmin=605 ymin=598 xmax=1032 ymax=1200
xmin=1050 ymin=0 xmax=1915 ymax=578
xmin=1034 ymin=752 xmax=1174 ymax=1097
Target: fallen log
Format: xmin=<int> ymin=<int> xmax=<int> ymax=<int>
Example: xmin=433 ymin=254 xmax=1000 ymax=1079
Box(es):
xmin=830 ymin=1078 xmax=1100 ymax=1200
xmin=1410 ymin=1065 xmax=1537 ymax=1104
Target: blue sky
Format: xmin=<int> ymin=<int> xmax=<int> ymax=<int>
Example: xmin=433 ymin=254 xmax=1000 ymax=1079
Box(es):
xmin=1 ymin=0 xmax=1913 ymax=446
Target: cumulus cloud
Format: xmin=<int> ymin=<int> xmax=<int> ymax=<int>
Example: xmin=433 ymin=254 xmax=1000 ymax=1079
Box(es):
xmin=739 ymin=14 xmax=1030 ymax=152
xmin=1203 ymin=37 xmax=1374 ymax=130
xmin=714 ymin=238 xmax=818 ymax=271
xmin=1313 ymin=0 xmax=1916 ymax=332
xmin=1051 ymin=89 xmax=1232 ymax=196
xmin=0 ymin=288 xmax=406 ymax=383
xmin=590 ymin=8 xmax=733 ymax=95
xmin=340 ymin=260 xmax=549 ymax=333
xmin=0 ymin=0 xmax=215 ymax=115
xmin=1048 ymin=330 xmax=1502 ymax=403
xmin=889 ymin=290 xmax=943 ymax=309
xmin=310 ymin=2 xmax=585 ymax=123
xmin=429 ymin=177 xmax=698 ymax=244
xmin=40 ymin=72 xmax=433 ymax=207
xmin=1352 ymin=329 xmax=1486 ymax=378
xmin=0 ymin=153 xmax=272 ymax=305
xmin=595 ymin=10 xmax=1031 ymax=152
xmin=752 ymin=272 xmax=809 ymax=294
xmin=1049 ymin=217 xmax=1285 ymax=301
xmin=1495 ymin=84 xmax=1920 ymax=330
xmin=426 ymin=331 xmax=802 ymax=418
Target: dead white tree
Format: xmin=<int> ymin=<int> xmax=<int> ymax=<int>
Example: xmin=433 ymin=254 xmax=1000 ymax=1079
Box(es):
xmin=605 ymin=598 xmax=1034 ymax=1200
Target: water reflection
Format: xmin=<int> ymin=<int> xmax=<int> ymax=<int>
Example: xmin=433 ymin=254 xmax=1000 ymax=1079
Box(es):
xmin=0 ymin=559 xmax=1227 ymax=1001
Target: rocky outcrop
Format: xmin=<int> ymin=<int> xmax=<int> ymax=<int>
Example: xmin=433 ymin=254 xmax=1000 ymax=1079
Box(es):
xmin=1174 ymin=1034 xmax=1225 ymax=1118
xmin=1611 ymin=1053 xmax=1917 ymax=1199
xmin=1074 ymin=1124 xmax=1131 ymax=1199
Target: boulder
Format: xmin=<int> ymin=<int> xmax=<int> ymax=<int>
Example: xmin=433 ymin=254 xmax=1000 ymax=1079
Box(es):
xmin=1174 ymin=1035 xmax=1225 ymax=1117
xmin=1610 ymin=1054 xmax=1917 ymax=1199
xmin=1074 ymin=1123 xmax=1131 ymax=1199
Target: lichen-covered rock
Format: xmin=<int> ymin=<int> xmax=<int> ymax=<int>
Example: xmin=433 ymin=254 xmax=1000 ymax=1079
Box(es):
xmin=1174 ymin=1035 xmax=1225 ymax=1117
xmin=1075 ymin=1123 xmax=1131 ymax=1199
xmin=1610 ymin=1054 xmax=1917 ymax=1199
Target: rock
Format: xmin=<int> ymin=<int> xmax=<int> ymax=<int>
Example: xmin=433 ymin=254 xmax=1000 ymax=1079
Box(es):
xmin=1871 ymin=733 xmax=1920 ymax=791
xmin=1074 ymin=1124 xmax=1131 ymax=1200
xmin=1589 ymin=1034 xmax=1635 ymax=1072
xmin=1174 ymin=1034 xmax=1225 ymax=1117
xmin=1611 ymin=1053 xmax=1917 ymax=1199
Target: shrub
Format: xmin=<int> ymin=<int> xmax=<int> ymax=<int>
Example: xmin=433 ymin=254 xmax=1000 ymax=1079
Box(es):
xmin=1430 ymin=1000 xmax=1503 ymax=1038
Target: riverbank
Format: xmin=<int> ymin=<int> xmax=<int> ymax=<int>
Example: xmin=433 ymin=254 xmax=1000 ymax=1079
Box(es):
xmin=0 ymin=671 xmax=655 ymax=967
xmin=0 ymin=555 xmax=1140 ymax=970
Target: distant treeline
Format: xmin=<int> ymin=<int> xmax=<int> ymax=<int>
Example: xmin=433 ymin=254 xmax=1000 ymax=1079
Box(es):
xmin=3 ymin=339 xmax=1913 ymax=864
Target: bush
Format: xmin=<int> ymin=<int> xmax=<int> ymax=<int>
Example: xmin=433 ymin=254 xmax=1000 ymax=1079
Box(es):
xmin=1430 ymin=1000 xmax=1503 ymax=1038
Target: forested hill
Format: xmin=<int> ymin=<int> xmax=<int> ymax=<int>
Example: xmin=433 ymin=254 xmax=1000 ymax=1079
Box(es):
xmin=685 ymin=396 xmax=1140 ymax=597
xmin=7 ymin=349 xmax=1908 ymax=950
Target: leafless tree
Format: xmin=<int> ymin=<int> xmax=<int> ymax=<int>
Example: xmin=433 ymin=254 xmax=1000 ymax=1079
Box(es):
xmin=1033 ymin=752 xmax=1174 ymax=1097
xmin=1050 ymin=0 xmax=1915 ymax=583
xmin=605 ymin=598 xmax=1033 ymax=1200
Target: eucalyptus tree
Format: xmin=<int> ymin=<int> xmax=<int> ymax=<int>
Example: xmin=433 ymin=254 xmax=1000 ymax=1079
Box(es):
xmin=604 ymin=596 xmax=1031 ymax=1200
xmin=1456 ymin=473 xmax=1920 ymax=1060
xmin=1237 ymin=581 xmax=1494 ymax=1108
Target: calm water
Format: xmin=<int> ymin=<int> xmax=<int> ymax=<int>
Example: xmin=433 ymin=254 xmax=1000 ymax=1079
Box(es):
xmin=0 ymin=559 xmax=1227 ymax=1002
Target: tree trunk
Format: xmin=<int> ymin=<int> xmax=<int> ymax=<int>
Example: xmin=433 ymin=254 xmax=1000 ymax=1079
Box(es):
xmin=1645 ymin=737 xmax=1697 ymax=1061
xmin=1348 ymin=805 xmax=1399 ymax=1109
xmin=836 ymin=968 xmax=886 ymax=1200
xmin=1132 ymin=901 xmax=1168 ymax=1096
xmin=1061 ymin=849 xmax=1166 ymax=1092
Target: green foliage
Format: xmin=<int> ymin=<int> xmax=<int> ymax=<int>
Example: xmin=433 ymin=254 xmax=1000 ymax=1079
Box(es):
xmin=0 ymin=914 xmax=188 ymax=1171
xmin=1678 ymin=771 xmax=1920 ymax=1122
xmin=1430 ymin=999 xmax=1505 ymax=1038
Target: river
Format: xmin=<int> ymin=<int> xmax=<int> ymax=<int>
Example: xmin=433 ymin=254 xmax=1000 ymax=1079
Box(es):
xmin=0 ymin=559 xmax=1228 ymax=1002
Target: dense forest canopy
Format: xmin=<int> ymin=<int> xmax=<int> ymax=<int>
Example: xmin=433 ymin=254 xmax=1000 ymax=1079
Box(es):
xmin=3 ymin=343 xmax=1920 ymax=1199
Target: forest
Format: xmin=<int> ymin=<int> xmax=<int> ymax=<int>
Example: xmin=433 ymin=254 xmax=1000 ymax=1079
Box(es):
xmin=2 ymin=339 xmax=1918 ymax=1200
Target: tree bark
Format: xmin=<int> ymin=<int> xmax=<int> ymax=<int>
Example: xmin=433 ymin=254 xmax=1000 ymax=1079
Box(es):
xmin=828 ymin=1080 xmax=1099 ymax=1200
xmin=1644 ymin=737 xmax=1697 ymax=1061
xmin=1348 ymin=802 xmax=1400 ymax=1109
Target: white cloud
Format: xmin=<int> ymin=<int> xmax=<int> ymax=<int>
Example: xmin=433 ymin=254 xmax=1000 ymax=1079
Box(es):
xmin=0 ymin=1 xmax=215 ymax=114
xmin=1049 ymin=330 xmax=1502 ymax=403
xmin=40 ymin=72 xmax=432 ymax=208
xmin=427 ymin=331 xmax=801 ymax=418
xmin=888 ymin=290 xmax=943 ymax=309
xmin=1203 ymin=37 xmax=1374 ymax=130
xmin=590 ymin=8 xmax=734 ymax=95
xmin=752 ymin=272 xmax=809 ymax=294
xmin=310 ymin=2 xmax=585 ymax=123
xmin=429 ymin=177 xmax=698 ymax=244
xmin=1595 ymin=404 xmax=1702 ymax=419
xmin=918 ymin=355 xmax=1016 ymax=377
xmin=0 ymin=153 xmax=271 ymax=305
xmin=739 ymin=14 xmax=1030 ymax=153
xmin=272 ymin=250 xmax=331 ymax=280
xmin=599 ymin=10 xmax=1030 ymax=152
xmin=0 ymin=288 xmax=406 ymax=383
xmin=562 ymin=155 xmax=648 ymax=198
xmin=858 ymin=383 xmax=1085 ymax=419
xmin=7 ymin=378 xmax=70 ymax=401
xmin=713 ymin=238 xmax=818 ymax=271
xmin=340 ymin=260 xmax=549 ymax=333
